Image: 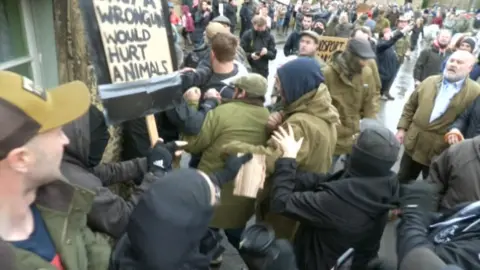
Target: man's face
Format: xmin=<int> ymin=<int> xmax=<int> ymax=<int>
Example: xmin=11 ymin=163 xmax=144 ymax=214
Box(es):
xmin=354 ymin=30 xmax=370 ymax=41
xmin=253 ymin=24 xmax=267 ymax=31
xmin=24 ymin=128 xmax=69 ymax=188
xmin=358 ymin=58 xmax=368 ymax=67
xmin=233 ymin=87 xmax=246 ymax=99
xmin=444 ymin=52 xmax=474 ymax=82
xmin=302 ymin=17 xmax=313 ymax=30
xmin=437 ymin=32 xmax=452 ymax=46
xmin=459 ymin=42 xmax=473 ymax=53
xmin=274 ymin=76 xmax=285 ymax=102
xmin=260 ymin=7 xmax=268 ymax=16
xmin=299 ymin=36 xmax=318 ymax=56
xmin=397 ymin=20 xmax=408 ymax=30
xmin=2 ymin=127 xmax=69 ymax=197
xmin=383 ymin=29 xmax=393 ymax=40
xmin=302 ymin=3 xmax=310 ymax=12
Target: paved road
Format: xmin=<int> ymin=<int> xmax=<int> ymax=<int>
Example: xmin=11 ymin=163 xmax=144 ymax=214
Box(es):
xmin=215 ymin=43 xmax=421 ymax=269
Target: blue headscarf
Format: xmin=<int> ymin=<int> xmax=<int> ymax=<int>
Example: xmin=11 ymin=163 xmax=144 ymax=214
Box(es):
xmin=277 ymin=57 xmax=325 ymax=105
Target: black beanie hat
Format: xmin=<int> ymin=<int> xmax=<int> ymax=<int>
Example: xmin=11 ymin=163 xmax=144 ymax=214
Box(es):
xmin=346 ymin=119 xmax=400 ymax=177
xmin=461 ymin=38 xmax=476 ymax=52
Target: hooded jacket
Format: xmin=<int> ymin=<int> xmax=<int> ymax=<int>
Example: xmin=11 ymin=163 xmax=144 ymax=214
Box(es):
xmin=61 ymin=112 xmax=150 ymax=239
xmin=110 ymin=169 xmax=214 ymax=270
xmin=270 ymin=158 xmax=399 ymax=270
xmin=223 ymin=57 xmax=340 ymax=239
xmin=322 ymin=51 xmax=379 ymax=155
xmin=428 ymin=136 xmax=480 ymax=210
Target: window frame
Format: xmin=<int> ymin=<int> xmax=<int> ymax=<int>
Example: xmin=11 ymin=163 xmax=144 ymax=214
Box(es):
xmin=0 ymin=0 xmax=42 ymax=86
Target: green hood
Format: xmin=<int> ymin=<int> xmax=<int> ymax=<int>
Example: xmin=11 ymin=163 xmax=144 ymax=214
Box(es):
xmin=284 ymin=83 xmax=340 ymax=126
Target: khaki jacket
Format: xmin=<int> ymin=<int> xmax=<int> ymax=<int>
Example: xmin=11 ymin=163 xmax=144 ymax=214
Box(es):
xmin=8 ymin=180 xmax=111 ymax=270
xmin=223 ymin=85 xmax=340 ymax=239
xmin=184 ymin=101 xmax=270 ymax=228
xmin=367 ymin=59 xmax=382 ymax=96
xmin=322 ymin=58 xmax=379 ymax=155
xmin=398 ymin=76 xmax=480 ymax=166
xmin=374 ymin=17 xmax=390 ymax=34
xmin=395 ymin=34 xmax=410 ymax=63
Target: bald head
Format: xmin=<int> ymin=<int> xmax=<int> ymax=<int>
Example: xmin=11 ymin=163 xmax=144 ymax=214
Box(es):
xmin=444 ymin=50 xmax=476 ymax=82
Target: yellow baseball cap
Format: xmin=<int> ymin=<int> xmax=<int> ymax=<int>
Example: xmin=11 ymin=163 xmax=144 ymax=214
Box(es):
xmin=0 ymin=71 xmax=90 ymax=158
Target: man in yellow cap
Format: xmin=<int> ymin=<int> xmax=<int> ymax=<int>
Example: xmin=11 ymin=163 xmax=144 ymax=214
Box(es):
xmin=0 ymin=71 xmax=110 ymax=269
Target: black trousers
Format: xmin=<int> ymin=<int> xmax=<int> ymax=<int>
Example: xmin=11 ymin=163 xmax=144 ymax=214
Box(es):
xmin=252 ymin=67 xmax=268 ymax=79
xmin=397 ymin=152 xmax=430 ymax=184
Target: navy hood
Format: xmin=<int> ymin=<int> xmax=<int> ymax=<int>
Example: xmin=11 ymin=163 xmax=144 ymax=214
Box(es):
xmin=277 ymin=57 xmax=325 ymax=104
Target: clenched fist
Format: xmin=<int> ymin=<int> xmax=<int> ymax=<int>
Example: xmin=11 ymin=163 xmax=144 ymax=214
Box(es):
xmin=184 ymin=87 xmax=201 ymax=102
xmin=204 ymin=88 xmax=221 ymax=102
xmin=266 ymin=112 xmax=284 ymax=131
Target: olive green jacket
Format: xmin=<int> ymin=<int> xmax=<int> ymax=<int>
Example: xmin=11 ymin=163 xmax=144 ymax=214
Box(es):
xmin=395 ymin=34 xmax=410 ymax=63
xmin=398 ymin=76 xmax=480 ymax=166
xmin=183 ymin=100 xmax=270 ymax=228
xmin=374 ymin=16 xmax=390 ymax=34
xmin=223 ymin=85 xmax=340 ymax=239
xmin=367 ymin=59 xmax=382 ymax=96
xmin=322 ymin=57 xmax=379 ymax=155
xmin=8 ymin=180 xmax=111 ymax=270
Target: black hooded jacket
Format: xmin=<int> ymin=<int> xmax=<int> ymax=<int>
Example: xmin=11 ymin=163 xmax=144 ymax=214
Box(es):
xmin=62 ymin=109 xmax=151 ymax=238
xmin=376 ymin=31 xmax=405 ymax=83
xmin=109 ymin=169 xmax=214 ymax=270
xmin=270 ymin=158 xmax=399 ymax=270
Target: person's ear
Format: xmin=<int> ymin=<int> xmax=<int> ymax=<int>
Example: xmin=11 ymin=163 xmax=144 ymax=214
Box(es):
xmin=210 ymin=50 xmax=216 ymax=61
xmin=5 ymin=147 xmax=33 ymax=174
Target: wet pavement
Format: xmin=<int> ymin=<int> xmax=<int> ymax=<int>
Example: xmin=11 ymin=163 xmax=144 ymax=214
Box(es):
xmin=216 ymin=43 xmax=421 ymax=269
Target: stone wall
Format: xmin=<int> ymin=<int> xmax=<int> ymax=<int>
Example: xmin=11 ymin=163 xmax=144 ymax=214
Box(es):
xmin=53 ymin=0 xmax=121 ymax=163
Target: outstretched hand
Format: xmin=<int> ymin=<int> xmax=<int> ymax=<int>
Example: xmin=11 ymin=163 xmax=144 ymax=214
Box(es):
xmin=209 ymin=153 xmax=253 ymax=187
xmin=271 ymin=124 xmax=304 ymax=159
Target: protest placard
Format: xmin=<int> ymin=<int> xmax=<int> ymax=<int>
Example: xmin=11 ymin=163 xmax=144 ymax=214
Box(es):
xmin=316 ymin=36 xmax=348 ymax=63
xmin=93 ymin=0 xmax=178 ymax=145
xmin=356 ymin=3 xmax=370 ymax=14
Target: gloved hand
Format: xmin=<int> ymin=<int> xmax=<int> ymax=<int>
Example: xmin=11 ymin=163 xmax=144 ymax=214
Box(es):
xmin=146 ymin=141 xmax=179 ymax=176
xmin=400 ymin=181 xmax=436 ymax=212
xmin=209 ymin=153 xmax=253 ymax=187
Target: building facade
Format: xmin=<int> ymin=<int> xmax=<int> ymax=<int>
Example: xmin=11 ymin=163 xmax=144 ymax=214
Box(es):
xmin=1 ymin=0 xmax=59 ymax=88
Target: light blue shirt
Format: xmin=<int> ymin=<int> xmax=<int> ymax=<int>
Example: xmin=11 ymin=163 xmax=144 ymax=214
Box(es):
xmin=429 ymin=79 xmax=465 ymax=123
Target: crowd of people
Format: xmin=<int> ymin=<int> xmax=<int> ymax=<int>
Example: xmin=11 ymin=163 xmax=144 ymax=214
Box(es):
xmin=3 ymin=1 xmax=480 ymax=270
